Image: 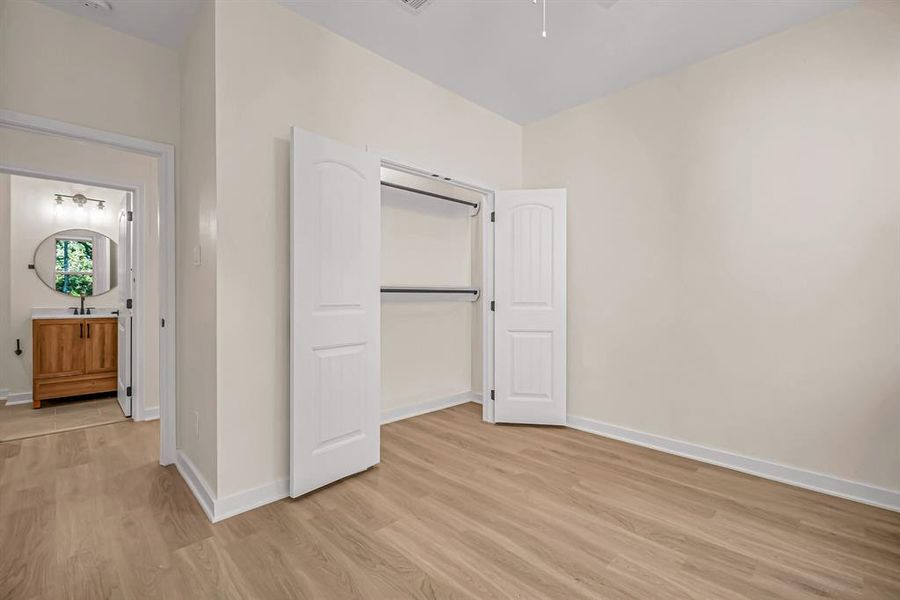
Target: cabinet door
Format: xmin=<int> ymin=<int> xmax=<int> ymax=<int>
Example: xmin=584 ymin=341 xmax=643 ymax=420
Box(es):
xmin=84 ymin=318 xmax=118 ymax=375
xmin=33 ymin=319 xmax=85 ymax=379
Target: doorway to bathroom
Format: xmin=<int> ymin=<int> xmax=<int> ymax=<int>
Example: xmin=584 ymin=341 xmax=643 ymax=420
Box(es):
xmin=0 ymin=172 xmax=138 ymax=442
xmin=0 ymin=109 xmax=176 ymax=454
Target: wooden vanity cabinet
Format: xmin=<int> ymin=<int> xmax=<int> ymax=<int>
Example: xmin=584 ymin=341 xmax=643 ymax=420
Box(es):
xmin=32 ymin=317 xmax=117 ymax=409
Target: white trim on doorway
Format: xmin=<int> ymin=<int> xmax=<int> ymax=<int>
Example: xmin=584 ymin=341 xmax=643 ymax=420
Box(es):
xmin=0 ymin=109 xmax=176 ymax=465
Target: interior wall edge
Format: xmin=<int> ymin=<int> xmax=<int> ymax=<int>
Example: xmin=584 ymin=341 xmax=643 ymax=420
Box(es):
xmin=213 ymin=477 xmax=290 ymax=524
xmin=178 ymin=446 xmax=290 ymax=524
xmin=138 ymin=406 xmax=160 ymax=422
xmin=568 ymin=414 xmax=900 ymax=513
xmin=175 ymin=449 xmax=217 ymax=522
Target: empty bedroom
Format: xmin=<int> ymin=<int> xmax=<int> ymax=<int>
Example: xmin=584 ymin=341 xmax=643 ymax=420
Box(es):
xmin=0 ymin=0 xmax=898 ymax=598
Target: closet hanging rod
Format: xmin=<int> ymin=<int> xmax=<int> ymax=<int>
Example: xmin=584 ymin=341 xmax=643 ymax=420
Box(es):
xmin=381 ymin=287 xmax=479 ymax=295
xmin=380 ymin=181 xmax=479 ymax=211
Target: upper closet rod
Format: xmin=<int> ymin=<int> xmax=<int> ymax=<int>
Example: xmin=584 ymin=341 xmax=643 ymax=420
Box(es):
xmin=380 ymin=181 xmax=480 ymax=216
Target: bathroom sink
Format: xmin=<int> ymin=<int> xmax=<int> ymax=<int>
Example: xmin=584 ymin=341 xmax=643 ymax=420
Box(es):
xmin=31 ymin=308 xmax=118 ymax=319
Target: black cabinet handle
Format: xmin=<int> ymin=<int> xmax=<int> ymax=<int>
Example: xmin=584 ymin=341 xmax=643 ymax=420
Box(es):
xmin=87 ymin=323 xmax=91 ymax=338
xmin=80 ymin=323 xmax=83 ymax=338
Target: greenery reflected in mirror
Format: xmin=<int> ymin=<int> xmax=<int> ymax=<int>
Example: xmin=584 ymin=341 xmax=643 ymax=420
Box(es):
xmin=55 ymin=237 xmax=95 ymax=296
xmin=34 ymin=229 xmax=117 ymax=297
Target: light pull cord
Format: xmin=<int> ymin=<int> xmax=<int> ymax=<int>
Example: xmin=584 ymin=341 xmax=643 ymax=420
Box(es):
xmin=542 ymin=0 xmax=547 ymax=38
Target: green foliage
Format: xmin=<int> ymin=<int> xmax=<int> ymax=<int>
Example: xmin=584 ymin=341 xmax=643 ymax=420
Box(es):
xmin=55 ymin=239 xmax=94 ymax=297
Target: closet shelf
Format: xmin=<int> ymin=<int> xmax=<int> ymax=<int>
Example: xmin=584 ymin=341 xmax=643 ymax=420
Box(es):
xmin=381 ymin=181 xmax=480 ymax=216
xmin=381 ymin=287 xmax=480 ymax=301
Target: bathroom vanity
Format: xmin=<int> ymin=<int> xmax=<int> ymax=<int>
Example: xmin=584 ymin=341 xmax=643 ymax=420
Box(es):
xmin=31 ymin=310 xmax=118 ymax=409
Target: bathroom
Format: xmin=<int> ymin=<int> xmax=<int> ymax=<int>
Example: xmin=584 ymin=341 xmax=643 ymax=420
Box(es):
xmin=0 ymin=172 xmax=132 ymax=440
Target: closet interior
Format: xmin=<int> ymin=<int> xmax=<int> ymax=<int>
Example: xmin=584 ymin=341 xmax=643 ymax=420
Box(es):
xmin=380 ymin=166 xmax=486 ymax=421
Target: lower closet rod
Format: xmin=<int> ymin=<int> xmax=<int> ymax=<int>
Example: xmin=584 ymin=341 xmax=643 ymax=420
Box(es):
xmin=381 ymin=287 xmax=479 ymax=295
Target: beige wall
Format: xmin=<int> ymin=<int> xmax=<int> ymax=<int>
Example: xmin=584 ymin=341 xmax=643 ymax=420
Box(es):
xmin=177 ymin=0 xmax=218 ymax=489
xmin=0 ymin=0 xmax=179 ymax=145
xmin=5 ymin=176 xmax=124 ymax=395
xmin=212 ymin=0 xmax=521 ymax=497
xmin=523 ymin=4 xmax=900 ymax=492
xmin=0 ymin=127 xmax=162 ymax=411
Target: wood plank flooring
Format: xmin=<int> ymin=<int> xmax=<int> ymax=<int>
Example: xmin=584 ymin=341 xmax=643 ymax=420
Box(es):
xmin=0 ymin=395 xmax=127 ymax=442
xmin=1 ymin=402 xmax=898 ymax=599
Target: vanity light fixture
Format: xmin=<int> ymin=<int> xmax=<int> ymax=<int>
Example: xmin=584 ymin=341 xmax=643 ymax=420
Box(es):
xmin=54 ymin=193 xmax=106 ymax=211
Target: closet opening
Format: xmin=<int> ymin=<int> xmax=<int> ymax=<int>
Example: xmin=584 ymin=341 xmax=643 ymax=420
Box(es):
xmin=289 ymin=126 xmax=565 ymax=498
xmin=379 ymin=163 xmax=494 ymax=425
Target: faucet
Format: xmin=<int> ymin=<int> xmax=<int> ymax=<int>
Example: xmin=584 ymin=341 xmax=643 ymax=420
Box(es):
xmin=68 ymin=295 xmax=88 ymax=316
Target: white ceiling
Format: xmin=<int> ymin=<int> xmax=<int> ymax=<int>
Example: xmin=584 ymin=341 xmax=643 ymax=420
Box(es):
xmin=37 ymin=0 xmax=203 ymax=50
xmin=282 ymin=0 xmax=857 ymax=123
xmin=38 ymin=0 xmax=857 ymax=124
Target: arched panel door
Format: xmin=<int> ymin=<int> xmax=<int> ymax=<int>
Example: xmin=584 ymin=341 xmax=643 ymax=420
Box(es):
xmin=494 ymin=189 xmax=567 ymax=425
xmin=290 ymin=127 xmax=381 ymax=497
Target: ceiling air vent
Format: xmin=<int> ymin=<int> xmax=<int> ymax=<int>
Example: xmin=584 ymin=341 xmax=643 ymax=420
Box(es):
xmin=393 ymin=0 xmax=435 ymax=15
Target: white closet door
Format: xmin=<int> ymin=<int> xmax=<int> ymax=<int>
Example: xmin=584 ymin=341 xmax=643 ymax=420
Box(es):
xmin=494 ymin=189 xmax=567 ymax=425
xmin=290 ymin=127 xmax=381 ymax=497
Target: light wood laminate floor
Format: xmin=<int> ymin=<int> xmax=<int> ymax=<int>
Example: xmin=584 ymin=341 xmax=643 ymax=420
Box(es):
xmin=0 ymin=395 xmax=126 ymax=442
xmin=1 ymin=402 xmax=898 ymax=599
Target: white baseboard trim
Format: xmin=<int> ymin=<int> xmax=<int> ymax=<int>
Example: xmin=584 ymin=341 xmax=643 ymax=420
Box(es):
xmin=0 ymin=388 xmax=7 ymax=400
xmin=470 ymin=392 xmax=483 ymax=405
xmin=5 ymin=392 xmax=32 ymax=406
xmin=567 ymin=415 xmax=900 ymax=513
xmin=175 ymin=449 xmax=289 ymax=523
xmin=175 ymin=450 xmax=216 ymax=522
xmin=381 ymin=391 xmax=479 ymax=424
xmin=215 ymin=478 xmax=290 ymax=522
xmin=176 ymin=391 xmax=479 ymax=524
xmin=138 ymin=406 xmax=159 ymax=421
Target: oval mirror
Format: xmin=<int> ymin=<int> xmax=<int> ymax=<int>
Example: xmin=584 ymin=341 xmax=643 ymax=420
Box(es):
xmin=33 ymin=229 xmax=118 ymax=297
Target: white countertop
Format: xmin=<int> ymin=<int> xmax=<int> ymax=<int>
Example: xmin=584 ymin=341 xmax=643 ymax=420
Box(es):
xmin=31 ymin=308 xmax=117 ymax=320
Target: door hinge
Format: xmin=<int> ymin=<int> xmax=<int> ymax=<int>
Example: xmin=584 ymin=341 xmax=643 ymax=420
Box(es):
xmin=126 ymin=385 xmax=132 ymax=397
xmin=490 ymin=389 xmax=495 ymax=401
xmin=126 ymin=298 xmax=133 ymax=309
xmin=490 ymin=300 xmax=495 ymax=312
xmin=490 ymin=211 xmax=495 ymax=222
xmin=127 ymin=210 xmax=134 ymax=222
xmin=161 ymin=318 xmax=166 ymax=328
